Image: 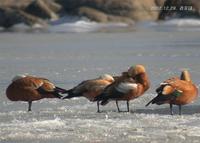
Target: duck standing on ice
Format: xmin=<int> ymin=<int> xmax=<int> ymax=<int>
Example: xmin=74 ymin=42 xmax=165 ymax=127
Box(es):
xmin=146 ymin=70 xmax=198 ymax=115
xmin=95 ymin=65 xmax=150 ymax=112
xmin=62 ymin=74 xmax=115 ymax=112
xmin=6 ymin=74 xmax=67 ymax=111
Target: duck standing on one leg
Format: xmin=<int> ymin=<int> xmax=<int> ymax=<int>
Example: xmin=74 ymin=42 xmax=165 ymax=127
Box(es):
xmin=6 ymin=74 xmax=67 ymax=111
xmin=95 ymin=65 xmax=150 ymax=112
xmin=146 ymin=70 xmax=198 ymax=115
xmin=62 ymin=74 xmax=115 ymax=112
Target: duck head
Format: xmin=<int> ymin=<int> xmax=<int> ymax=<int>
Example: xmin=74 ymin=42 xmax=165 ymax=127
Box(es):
xmin=127 ymin=65 xmax=146 ymax=77
xmin=158 ymin=83 xmax=183 ymax=97
xmin=180 ymin=70 xmax=191 ymax=82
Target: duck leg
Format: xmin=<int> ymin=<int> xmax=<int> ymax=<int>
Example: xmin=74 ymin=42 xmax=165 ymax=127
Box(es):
xmin=170 ymin=103 xmax=173 ymax=115
xmin=127 ymin=101 xmax=129 ymax=112
xmin=97 ymin=101 xmax=100 ymax=113
xmin=179 ymin=105 xmax=182 ymax=115
xmin=116 ymin=101 xmax=120 ymax=112
xmin=28 ymin=101 xmax=32 ymax=112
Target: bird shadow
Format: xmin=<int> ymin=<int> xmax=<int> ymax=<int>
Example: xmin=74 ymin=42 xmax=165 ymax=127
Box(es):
xmin=133 ymin=105 xmax=200 ymax=115
xmin=97 ymin=110 xmax=129 ymax=113
xmin=95 ymin=105 xmax=200 ymax=115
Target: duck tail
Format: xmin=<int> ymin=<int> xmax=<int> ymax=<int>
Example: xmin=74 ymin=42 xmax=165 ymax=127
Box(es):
xmin=37 ymin=86 xmax=63 ymax=99
xmin=146 ymin=93 xmax=168 ymax=107
xmin=145 ymin=98 xmax=155 ymax=107
xmin=62 ymin=89 xmax=82 ymax=99
xmin=52 ymin=87 xmax=70 ymax=99
xmin=62 ymin=94 xmax=78 ymax=99
xmin=55 ymin=86 xmax=69 ymax=94
xmin=53 ymin=92 xmax=63 ymax=99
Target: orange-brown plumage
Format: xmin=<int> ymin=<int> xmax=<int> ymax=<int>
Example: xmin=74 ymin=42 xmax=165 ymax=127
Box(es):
xmin=62 ymin=74 xmax=114 ymax=112
xmin=146 ymin=70 xmax=198 ymax=115
xmin=6 ymin=75 xmax=66 ymax=111
xmin=95 ymin=65 xmax=150 ymax=112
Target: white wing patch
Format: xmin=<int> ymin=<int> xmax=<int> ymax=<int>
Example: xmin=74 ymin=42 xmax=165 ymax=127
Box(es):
xmin=116 ymin=82 xmax=138 ymax=93
xmin=160 ymin=82 xmax=168 ymax=85
xmin=12 ymin=74 xmax=27 ymax=82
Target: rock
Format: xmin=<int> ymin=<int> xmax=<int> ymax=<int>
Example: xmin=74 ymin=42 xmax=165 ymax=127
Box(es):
xmin=155 ymin=0 xmax=166 ymax=7
xmin=0 ymin=8 xmax=22 ymax=28
xmin=57 ymin=0 xmax=163 ymax=22
xmin=0 ymin=7 xmax=48 ymax=28
xmin=18 ymin=10 xmax=48 ymax=27
xmin=159 ymin=0 xmax=200 ymax=20
xmin=0 ymin=0 xmax=33 ymax=9
xmin=0 ymin=0 xmax=63 ymax=28
xmin=25 ymin=0 xmax=62 ymax=20
xmin=107 ymin=15 xmax=134 ymax=24
xmin=129 ymin=0 xmax=160 ymax=21
xmin=55 ymin=0 xmax=82 ymax=11
xmin=43 ymin=0 xmax=62 ymax=13
xmin=78 ymin=6 xmax=134 ymax=24
xmin=83 ymin=0 xmax=134 ymax=16
xmin=0 ymin=0 xmax=168 ymax=28
xmin=78 ymin=7 xmax=108 ymax=22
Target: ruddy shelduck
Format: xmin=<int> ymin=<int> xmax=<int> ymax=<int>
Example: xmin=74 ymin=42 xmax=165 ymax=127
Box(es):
xmin=6 ymin=74 xmax=67 ymax=111
xmin=146 ymin=70 xmax=198 ymax=115
xmin=95 ymin=65 xmax=150 ymax=112
xmin=62 ymin=74 xmax=115 ymax=112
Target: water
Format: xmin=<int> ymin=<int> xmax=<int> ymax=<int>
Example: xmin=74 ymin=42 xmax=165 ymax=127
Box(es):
xmin=0 ymin=18 xmax=200 ymax=143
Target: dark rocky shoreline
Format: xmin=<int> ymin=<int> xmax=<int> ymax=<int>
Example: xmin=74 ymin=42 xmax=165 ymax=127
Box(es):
xmin=0 ymin=0 xmax=199 ymax=28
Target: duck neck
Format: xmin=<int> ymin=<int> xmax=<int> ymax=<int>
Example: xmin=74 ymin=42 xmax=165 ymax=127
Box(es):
xmin=180 ymin=71 xmax=191 ymax=82
xmin=134 ymin=73 xmax=150 ymax=90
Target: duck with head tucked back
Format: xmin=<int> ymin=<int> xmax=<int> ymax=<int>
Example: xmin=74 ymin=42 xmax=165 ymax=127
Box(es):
xmin=95 ymin=65 xmax=150 ymax=112
xmin=146 ymin=70 xmax=198 ymax=115
xmin=6 ymin=74 xmax=67 ymax=111
xmin=62 ymin=74 xmax=115 ymax=112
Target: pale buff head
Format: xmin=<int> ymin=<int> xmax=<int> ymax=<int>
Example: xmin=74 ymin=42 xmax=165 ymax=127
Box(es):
xmin=12 ymin=74 xmax=27 ymax=82
xmin=180 ymin=70 xmax=191 ymax=82
xmin=99 ymin=74 xmax=114 ymax=82
xmin=128 ymin=65 xmax=146 ymax=77
xmin=161 ymin=84 xmax=183 ymax=96
xmin=161 ymin=85 xmax=174 ymax=95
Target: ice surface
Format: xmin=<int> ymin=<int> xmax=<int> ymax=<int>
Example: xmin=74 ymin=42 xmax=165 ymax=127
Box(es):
xmin=0 ymin=24 xmax=200 ymax=143
xmin=162 ymin=19 xmax=200 ymax=27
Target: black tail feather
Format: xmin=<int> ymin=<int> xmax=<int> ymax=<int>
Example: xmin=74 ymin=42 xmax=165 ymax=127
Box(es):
xmin=37 ymin=87 xmax=64 ymax=99
xmin=146 ymin=95 xmax=162 ymax=107
xmin=62 ymin=95 xmax=73 ymax=99
xmin=145 ymin=98 xmax=155 ymax=107
xmin=53 ymin=87 xmax=70 ymax=98
xmin=55 ymin=86 xmax=68 ymax=94
xmin=53 ymin=92 xmax=63 ymax=99
xmin=62 ymin=93 xmax=82 ymax=99
xmin=62 ymin=89 xmax=83 ymax=99
xmin=146 ymin=93 xmax=171 ymax=107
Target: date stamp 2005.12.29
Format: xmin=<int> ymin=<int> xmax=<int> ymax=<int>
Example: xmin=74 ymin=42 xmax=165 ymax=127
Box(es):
xmin=151 ymin=6 xmax=194 ymax=11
